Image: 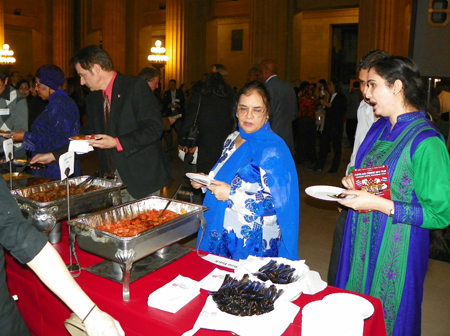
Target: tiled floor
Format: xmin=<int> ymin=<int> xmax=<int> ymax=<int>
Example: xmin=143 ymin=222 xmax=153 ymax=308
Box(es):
xmin=82 ymin=140 xmax=450 ymax=335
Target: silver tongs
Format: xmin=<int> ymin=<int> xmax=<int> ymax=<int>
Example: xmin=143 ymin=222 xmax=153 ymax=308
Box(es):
xmin=158 ymin=184 xmax=183 ymax=219
xmin=75 ymin=171 xmax=99 ymax=190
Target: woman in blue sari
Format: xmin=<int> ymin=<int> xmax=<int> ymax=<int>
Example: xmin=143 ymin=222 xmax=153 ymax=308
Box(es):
xmin=337 ymin=56 xmax=450 ymax=336
xmin=190 ymin=81 xmax=300 ymax=261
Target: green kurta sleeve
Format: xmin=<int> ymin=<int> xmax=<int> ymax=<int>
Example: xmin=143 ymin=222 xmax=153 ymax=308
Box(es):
xmin=411 ymin=137 xmax=450 ymax=229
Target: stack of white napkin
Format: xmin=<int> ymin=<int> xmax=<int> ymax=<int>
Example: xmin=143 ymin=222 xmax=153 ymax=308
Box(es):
xmin=147 ymin=275 xmax=200 ymax=313
xmin=301 ymin=292 xmax=374 ymax=336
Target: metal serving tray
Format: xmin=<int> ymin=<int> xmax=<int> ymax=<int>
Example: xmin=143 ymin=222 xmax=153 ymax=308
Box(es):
xmin=68 ymin=196 xmax=207 ymax=301
xmin=11 ymin=176 xmax=123 ymax=237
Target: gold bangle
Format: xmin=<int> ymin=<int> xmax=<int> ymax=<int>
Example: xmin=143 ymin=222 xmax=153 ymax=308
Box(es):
xmin=82 ymin=304 xmax=97 ymax=323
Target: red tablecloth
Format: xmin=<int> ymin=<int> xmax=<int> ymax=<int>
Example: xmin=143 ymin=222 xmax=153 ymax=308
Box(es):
xmin=5 ymin=225 xmax=386 ymax=336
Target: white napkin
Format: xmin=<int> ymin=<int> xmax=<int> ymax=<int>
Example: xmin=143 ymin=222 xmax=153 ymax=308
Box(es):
xmin=198 ymin=268 xmax=233 ymax=292
xmin=301 ymin=293 xmax=374 ymax=336
xmin=147 ymin=275 xmax=200 ymax=313
xmin=178 ymin=149 xmax=198 ymax=164
xmin=182 ymin=295 xmax=300 ymax=336
xmin=68 ymin=140 xmax=94 ymax=154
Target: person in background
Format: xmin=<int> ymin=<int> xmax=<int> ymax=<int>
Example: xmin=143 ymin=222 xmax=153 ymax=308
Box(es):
xmin=0 ymin=67 xmax=28 ymax=160
xmin=138 ymin=66 xmax=161 ymax=93
xmin=0 ymin=179 xmax=124 ymax=336
xmin=8 ymin=71 xmax=21 ymax=89
xmin=315 ymin=79 xmax=330 ymax=133
xmin=27 ymin=76 xmax=48 ymax=129
xmin=296 ymin=81 xmax=318 ymax=165
xmin=178 ymin=72 xmax=235 ymax=175
xmin=12 ymin=65 xmax=81 ymax=180
xmin=162 ymin=79 xmax=185 ymax=153
xmin=345 ymin=81 xmax=363 ymax=148
xmin=246 ymin=67 xmax=259 ymax=83
xmin=190 ymin=81 xmax=299 ymax=261
xmin=311 ymin=79 xmax=347 ymax=173
xmin=337 ymin=56 xmax=450 ymax=336
xmin=17 ymin=79 xmax=32 ymax=104
xmin=210 ymin=64 xmax=228 ymax=80
xmin=258 ymin=59 xmax=297 ymax=156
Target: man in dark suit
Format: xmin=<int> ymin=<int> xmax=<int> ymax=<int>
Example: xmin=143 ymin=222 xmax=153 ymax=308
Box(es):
xmin=258 ymin=59 xmax=297 ymax=155
xmin=30 ymin=46 xmax=172 ymax=201
xmin=162 ymin=79 xmax=185 ymax=152
xmin=312 ymin=79 xmax=347 ymax=174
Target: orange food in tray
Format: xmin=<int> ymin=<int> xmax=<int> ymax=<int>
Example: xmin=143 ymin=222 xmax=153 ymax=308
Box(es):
xmin=97 ymin=209 xmax=186 ymax=237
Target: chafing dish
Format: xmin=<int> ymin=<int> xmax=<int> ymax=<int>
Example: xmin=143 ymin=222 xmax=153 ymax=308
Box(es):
xmin=3 ymin=172 xmax=34 ymax=189
xmin=68 ymin=196 xmax=206 ymax=301
xmin=11 ymin=176 xmax=124 ymax=243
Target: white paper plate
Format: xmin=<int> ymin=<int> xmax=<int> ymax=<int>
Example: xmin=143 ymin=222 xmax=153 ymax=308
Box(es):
xmin=305 ymin=185 xmax=354 ymax=201
xmin=186 ymin=173 xmax=214 ymax=186
xmin=324 ymin=292 xmax=375 ymax=319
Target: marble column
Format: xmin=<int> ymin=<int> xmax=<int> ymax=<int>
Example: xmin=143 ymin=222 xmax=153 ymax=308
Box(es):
xmin=165 ymin=0 xmax=186 ymax=87
xmin=358 ymin=0 xmax=412 ymax=59
xmin=53 ymin=1 xmax=73 ymax=77
xmin=249 ymin=0 xmax=289 ymax=78
xmin=103 ymin=0 xmax=127 ymax=74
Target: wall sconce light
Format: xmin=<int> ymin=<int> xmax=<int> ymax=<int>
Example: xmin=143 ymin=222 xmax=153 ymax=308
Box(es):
xmin=147 ymin=40 xmax=169 ymax=63
xmin=0 ymin=44 xmax=16 ymax=66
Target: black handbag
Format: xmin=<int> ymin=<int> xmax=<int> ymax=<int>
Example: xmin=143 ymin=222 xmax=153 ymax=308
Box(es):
xmin=185 ymin=96 xmax=201 ymax=149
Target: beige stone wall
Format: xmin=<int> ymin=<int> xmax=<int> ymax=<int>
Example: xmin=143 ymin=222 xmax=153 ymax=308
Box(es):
xmin=217 ymin=18 xmax=250 ymax=90
xmin=298 ymin=8 xmax=359 ymax=83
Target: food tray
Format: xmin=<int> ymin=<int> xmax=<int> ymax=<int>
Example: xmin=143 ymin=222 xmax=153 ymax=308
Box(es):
xmin=11 ymin=176 xmax=124 ymax=235
xmin=68 ymin=196 xmax=207 ymax=301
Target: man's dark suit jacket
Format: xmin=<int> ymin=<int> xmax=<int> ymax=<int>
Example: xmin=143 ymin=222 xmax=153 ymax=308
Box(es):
xmin=265 ymin=75 xmax=297 ymax=154
xmin=55 ymin=73 xmax=172 ymax=199
xmin=323 ymin=92 xmax=347 ymax=132
xmin=162 ymin=89 xmax=185 ymax=118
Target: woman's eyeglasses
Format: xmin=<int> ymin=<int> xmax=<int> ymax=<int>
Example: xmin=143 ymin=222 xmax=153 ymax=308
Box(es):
xmin=237 ymin=106 xmax=265 ymax=118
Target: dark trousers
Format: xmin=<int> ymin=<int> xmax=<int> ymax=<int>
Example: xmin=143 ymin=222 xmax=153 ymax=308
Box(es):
xmin=296 ymin=116 xmax=317 ymax=164
xmin=316 ymin=125 xmax=343 ymax=171
xmin=327 ymin=208 xmax=348 ymax=286
xmin=346 ymin=118 xmax=357 ymax=147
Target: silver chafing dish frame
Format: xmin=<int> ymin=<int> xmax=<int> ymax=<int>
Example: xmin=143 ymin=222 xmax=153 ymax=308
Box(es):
xmin=67 ymin=196 xmax=207 ymax=301
xmin=11 ymin=176 xmax=124 ymax=239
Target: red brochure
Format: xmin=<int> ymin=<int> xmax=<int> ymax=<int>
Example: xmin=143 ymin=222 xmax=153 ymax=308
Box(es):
xmin=352 ymin=165 xmax=391 ymax=213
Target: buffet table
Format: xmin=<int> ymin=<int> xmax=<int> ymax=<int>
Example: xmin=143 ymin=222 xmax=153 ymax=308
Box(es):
xmin=5 ymin=225 xmax=386 ymax=336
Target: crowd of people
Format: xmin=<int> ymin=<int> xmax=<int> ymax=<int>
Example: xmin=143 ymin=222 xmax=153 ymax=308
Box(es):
xmin=0 ymin=46 xmax=449 ymax=336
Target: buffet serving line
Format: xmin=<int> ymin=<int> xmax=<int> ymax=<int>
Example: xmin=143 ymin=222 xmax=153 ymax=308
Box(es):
xmin=1 ymin=146 xmax=386 ymax=336
xmin=5 ymin=221 xmax=386 ymax=336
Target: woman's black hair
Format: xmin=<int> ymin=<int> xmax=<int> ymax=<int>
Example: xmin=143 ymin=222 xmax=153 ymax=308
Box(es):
xmin=318 ymin=79 xmax=327 ymax=88
xmin=202 ymin=72 xmax=228 ymax=98
xmin=369 ymin=56 xmax=427 ymax=111
xmin=233 ymin=81 xmax=272 ymax=127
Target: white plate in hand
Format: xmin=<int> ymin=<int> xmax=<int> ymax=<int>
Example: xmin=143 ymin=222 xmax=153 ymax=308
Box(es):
xmin=186 ymin=173 xmax=214 ymax=186
xmin=305 ymin=185 xmax=354 ymax=201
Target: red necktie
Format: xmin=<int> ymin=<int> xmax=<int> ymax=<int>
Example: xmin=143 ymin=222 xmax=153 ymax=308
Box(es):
xmin=103 ymin=94 xmax=115 ymax=173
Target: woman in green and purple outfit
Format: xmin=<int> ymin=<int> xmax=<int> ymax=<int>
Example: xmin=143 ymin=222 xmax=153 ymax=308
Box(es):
xmin=337 ymin=56 xmax=450 ymax=336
